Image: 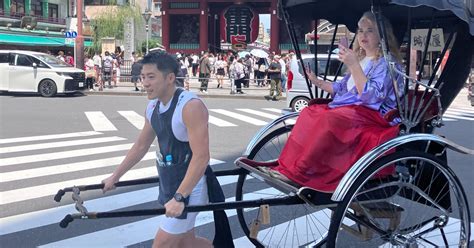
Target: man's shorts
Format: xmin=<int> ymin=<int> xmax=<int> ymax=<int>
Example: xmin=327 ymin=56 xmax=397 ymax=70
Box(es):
xmin=159 ymin=176 xmax=208 ymax=234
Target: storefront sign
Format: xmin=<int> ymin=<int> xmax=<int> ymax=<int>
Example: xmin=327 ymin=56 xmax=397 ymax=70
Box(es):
xmin=411 ymin=28 xmax=444 ymax=51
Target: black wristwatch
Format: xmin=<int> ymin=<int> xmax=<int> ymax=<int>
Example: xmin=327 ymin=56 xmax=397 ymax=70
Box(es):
xmin=173 ymin=193 xmax=186 ymax=203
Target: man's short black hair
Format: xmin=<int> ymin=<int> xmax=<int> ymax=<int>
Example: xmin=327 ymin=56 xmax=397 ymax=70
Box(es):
xmin=142 ymin=52 xmax=179 ymax=77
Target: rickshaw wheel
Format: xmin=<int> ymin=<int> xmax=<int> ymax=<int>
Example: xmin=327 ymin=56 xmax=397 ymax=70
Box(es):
xmin=236 ymin=125 xmax=332 ymax=247
xmin=327 ymin=150 xmax=470 ymax=247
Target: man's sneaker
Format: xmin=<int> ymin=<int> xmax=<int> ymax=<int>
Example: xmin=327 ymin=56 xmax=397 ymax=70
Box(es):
xmin=264 ymin=95 xmax=272 ymax=100
xmin=203 ymin=90 xmax=208 ymax=94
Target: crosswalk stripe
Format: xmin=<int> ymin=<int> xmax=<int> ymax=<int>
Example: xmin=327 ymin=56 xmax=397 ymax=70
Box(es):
xmin=0 ymin=131 xmax=102 ymax=145
xmin=0 ymin=159 xmax=225 ymax=205
xmin=449 ymin=106 xmax=474 ymax=112
xmin=210 ymin=109 xmax=267 ymax=126
xmin=0 ymin=174 xmax=235 ymax=236
xmin=443 ymin=117 xmax=456 ymax=121
xmin=236 ymin=108 xmax=280 ymax=119
xmin=0 ymin=143 xmax=136 ymax=167
xmin=0 ymin=152 xmax=155 ymax=183
xmin=0 ymin=166 xmax=157 ymax=205
xmin=262 ymin=108 xmax=284 ymax=114
xmin=208 ymin=115 xmax=237 ymax=127
xmin=443 ymin=113 xmax=474 ymax=121
xmin=118 ymin=111 xmax=145 ymax=130
xmin=85 ymin=111 xmax=117 ymax=131
xmin=446 ymin=108 xmax=474 ymax=115
xmin=0 ymin=136 xmax=126 ymax=154
xmin=38 ymin=186 xmax=275 ymax=248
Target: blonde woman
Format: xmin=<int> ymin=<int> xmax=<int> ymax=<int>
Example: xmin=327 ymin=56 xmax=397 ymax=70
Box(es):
xmin=272 ymin=11 xmax=404 ymax=192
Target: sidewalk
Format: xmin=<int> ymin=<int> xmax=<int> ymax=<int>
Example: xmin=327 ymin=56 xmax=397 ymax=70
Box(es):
xmin=84 ymin=77 xmax=287 ymax=100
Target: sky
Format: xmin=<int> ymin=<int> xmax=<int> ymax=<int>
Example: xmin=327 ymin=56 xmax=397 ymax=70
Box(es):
xmin=260 ymin=14 xmax=271 ymax=32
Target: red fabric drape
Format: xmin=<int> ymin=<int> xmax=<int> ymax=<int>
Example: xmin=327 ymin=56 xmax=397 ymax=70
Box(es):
xmin=276 ymin=104 xmax=399 ymax=192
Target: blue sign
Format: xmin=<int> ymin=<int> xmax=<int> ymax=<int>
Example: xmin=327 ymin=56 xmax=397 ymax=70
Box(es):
xmin=65 ymin=31 xmax=78 ymax=38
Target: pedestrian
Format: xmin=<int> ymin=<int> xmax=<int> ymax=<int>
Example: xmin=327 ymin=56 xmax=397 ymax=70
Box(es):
xmin=199 ymin=52 xmax=211 ymax=93
xmin=232 ymin=57 xmax=246 ymax=94
xmin=93 ymin=52 xmax=102 ymax=88
xmin=256 ymin=58 xmax=267 ymax=87
xmin=84 ymin=55 xmax=96 ymax=91
xmin=131 ymin=59 xmax=142 ymax=91
xmin=191 ymin=53 xmax=199 ymax=77
xmin=178 ymin=56 xmax=190 ymax=90
xmin=265 ymin=55 xmax=282 ymax=101
xmin=65 ymin=51 xmax=74 ymax=66
xmin=102 ymin=51 xmax=114 ymax=88
xmin=215 ymin=54 xmax=227 ymax=88
xmin=101 ymin=52 xmax=233 ymax=248
xmin=279 ymin=54 xmax=288 ymax=94
xmin=57 ymin=51 xmax=65 ymax=62
xmin=243 ymin=55 xmax=252 ymax=88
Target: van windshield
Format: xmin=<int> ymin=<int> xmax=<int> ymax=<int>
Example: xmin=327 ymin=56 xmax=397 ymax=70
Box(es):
xmin=35 ymin=54 xmax=71 ymax=67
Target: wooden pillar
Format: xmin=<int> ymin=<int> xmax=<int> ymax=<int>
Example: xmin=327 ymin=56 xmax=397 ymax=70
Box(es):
xmin=199 ymin=0 xmax=208 ymax=52
xmin=270 ymin=0 xmax=279 ymax=54
xmin=161 ymin=0 xmax=170 ymax=51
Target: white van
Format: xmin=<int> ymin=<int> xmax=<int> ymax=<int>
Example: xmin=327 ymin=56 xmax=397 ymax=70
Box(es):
xmin=0 ymin=50 xmax=85 ymax=97
xmin=286 ymin=54 xmax=347 ymax=112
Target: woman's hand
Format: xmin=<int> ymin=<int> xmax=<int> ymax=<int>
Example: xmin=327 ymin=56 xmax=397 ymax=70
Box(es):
xmin=304 ymin=66 xmax=323 ymax=87
xmin=337 ymin=45 xmax=358 ymax=67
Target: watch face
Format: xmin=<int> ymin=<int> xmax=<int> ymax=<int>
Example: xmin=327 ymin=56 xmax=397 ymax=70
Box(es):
xmin=174 ymin=193 xmax=184 ymax=202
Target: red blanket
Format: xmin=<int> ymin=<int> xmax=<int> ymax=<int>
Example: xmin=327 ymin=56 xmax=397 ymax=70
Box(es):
xmin=276 ymin=104 xmax=399 ymax=192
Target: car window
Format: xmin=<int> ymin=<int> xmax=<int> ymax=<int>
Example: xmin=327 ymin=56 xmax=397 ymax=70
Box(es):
xmin=298 ymin=57 xmax=347 ymax=78
xmin=30 ymin=56 xmax=49 ymax=68
xmin=35 ymin=54 xmax=70 ymax=67
xmin=16 ymin=54 xmax=34 ymax=67
xmin=0 ymin=53 xmax=9 ymax=63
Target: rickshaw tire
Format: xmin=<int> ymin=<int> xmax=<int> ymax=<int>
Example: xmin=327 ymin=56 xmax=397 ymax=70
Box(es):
xmin=326 ymin=150 xmax=470 ymax=247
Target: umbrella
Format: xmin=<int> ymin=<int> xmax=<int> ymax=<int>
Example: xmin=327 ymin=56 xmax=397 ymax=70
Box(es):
xmin=238 ymin=51 xmax=250 ymax=58
xmin=250 ymin=48 xmax=269 ymax=58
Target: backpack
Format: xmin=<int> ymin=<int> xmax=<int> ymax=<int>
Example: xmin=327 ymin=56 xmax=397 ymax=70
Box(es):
xmin=103 ymin=58 xmax=113 ymax=72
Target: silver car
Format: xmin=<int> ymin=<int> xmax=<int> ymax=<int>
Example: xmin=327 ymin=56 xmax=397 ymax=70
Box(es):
xmin=286 ymin=54 xmax=347 ymax=112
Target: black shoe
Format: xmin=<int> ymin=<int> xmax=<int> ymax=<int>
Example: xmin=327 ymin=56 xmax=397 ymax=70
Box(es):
xmin=264 ymin=95 xmax=271 ymax=100
xmin=135 ymin=87 xmax=139 ymax=91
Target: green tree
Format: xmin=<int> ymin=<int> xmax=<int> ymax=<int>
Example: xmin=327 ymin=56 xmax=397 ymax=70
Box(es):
xmin=89 ymin=4 xmax=143 ymax=54
xmin=140 ymin=38 xmax=163 ymax=54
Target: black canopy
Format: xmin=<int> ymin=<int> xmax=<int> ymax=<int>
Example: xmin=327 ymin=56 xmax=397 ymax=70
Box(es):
xmin=279 ymin=0 xmax=473 ymax=36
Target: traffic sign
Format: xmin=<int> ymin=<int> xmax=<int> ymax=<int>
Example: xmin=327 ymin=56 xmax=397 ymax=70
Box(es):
xmin=65 ymin=31 xmax=78 ymax=38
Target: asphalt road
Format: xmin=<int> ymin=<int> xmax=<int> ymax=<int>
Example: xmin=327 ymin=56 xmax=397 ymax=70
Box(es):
xmin=0 ymin=93 xmax=472 ymax=247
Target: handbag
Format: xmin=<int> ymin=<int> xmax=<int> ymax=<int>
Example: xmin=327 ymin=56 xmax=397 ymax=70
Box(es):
xmin=86 ymin=69 xmax=96 ymax=78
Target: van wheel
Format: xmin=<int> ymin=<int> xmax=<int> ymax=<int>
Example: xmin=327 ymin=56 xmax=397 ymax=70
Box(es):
xmin=38 ymin=80 xmax=57 ymax=97
xmin=291 ymin=96 xmax=309 ymax=112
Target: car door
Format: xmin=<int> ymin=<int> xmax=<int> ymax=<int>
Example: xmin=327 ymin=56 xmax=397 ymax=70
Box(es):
xmin=0 ymin=53 xmax=10 ymax=91
xmin=9 ymin=54 xmax=37 ymax=92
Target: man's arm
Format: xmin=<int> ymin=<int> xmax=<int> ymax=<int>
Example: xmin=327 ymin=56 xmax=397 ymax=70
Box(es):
xmin=102 ymin=120 xmax=156 ymax=192
xmin=164 ymin=99 xmax=210 ymax=217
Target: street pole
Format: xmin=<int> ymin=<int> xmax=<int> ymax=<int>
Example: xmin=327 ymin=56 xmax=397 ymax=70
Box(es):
xmin=76 ymin=0 xmax=84 ymax=69
xmin=146 ymin=23 xmax=149 ymax=54
xmin=142 ymin=8 xmax=152 ymax=55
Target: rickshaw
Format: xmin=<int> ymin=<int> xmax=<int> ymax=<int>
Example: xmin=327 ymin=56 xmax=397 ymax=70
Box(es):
xmin=55 ymin=0 xmax=473 ymax=247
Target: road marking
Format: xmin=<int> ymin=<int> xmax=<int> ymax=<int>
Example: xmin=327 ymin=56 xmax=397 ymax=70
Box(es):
xmin=443 ymin=113 xmax=474 ymax=121
xmin=0 ymin=152 xmax=155 ymax=183
xmin=208 ymin=115 xmax=237 ymax=127
xmin=262 ymin=108 xmax=284 ymax=114
xmin=0 ymin=173 xmax=234 ymax=236
xmin=0 ymin=143 xmax=136 ymax=167
xmin=118 ymin=111 xmax=145 ymax=130
xmin=0 ymin=159 xmax=225 ymax=205
xmin=0 ymin=131 xmax=102 ymax=145
xmin=0 ymin=136 xmax=126 ymax=154
xmin=446 ymin=108 xmax=474 ymax=115
xmin=38 ymin=186 xmax=274 ymax=248
xmin=236 ymin=108 xmax=280 ymax=119
xmin=210 ymin=109 xmax=267 ymax=126
xmin=85 ymin=111 xmax=117 ymax=131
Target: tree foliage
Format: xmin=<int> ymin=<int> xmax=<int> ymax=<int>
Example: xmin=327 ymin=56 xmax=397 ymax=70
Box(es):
xmin=89 ymin=5 xmax=143 ymax=54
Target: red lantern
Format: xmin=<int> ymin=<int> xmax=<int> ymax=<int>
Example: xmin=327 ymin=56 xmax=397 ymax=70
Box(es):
xmin=220 ymin=5 xmax=259 ymax=45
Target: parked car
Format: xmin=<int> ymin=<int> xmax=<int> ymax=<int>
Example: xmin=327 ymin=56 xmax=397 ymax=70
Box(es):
xmin=286 ymin=53 xmax=347 ymax=112
xmin=0 ymin=50 xmax=85 ymax=97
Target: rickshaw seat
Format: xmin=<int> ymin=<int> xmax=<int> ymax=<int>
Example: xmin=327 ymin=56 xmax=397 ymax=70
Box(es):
xmin=383 ymin=90 xmax=439 ymax=124
xmin=308 ymin=98 xmax=332 ymax=106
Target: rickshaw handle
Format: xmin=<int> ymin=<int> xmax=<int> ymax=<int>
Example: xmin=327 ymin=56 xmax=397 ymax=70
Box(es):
xmin=54 ymin=168 xmax=246 ymax=202
xmin=60 ymin=195 xmax=304 ymax=228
